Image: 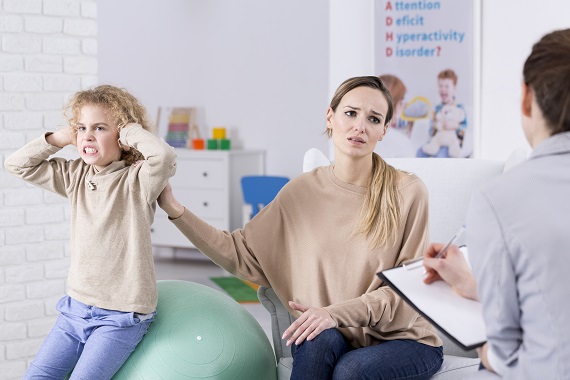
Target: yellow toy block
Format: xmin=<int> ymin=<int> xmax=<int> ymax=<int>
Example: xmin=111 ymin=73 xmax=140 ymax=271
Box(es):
xmin=212 ymin=127 xmax=226 ymax=139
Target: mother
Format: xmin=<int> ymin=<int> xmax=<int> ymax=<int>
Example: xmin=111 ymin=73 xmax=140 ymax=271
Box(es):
xmin=159 ymin=76 xmax=443 ymax=379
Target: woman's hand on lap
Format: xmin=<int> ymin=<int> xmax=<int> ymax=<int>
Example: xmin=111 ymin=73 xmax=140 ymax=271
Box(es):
xmin=282 ymin=301 xmax=336 ymax=346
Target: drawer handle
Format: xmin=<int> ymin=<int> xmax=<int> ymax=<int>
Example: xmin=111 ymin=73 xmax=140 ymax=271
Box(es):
xmin=202 ymin=172 xmax=208 ymax=177
xmin=203 ymin=202 xmax=208 ymax=207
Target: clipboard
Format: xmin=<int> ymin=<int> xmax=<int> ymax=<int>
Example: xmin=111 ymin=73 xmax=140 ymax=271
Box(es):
xmin=377 ymin=248 xmax=486 ymax=351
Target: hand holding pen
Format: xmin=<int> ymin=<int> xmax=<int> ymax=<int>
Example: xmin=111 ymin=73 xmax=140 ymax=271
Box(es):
xmin=422 ymin=226 xmax=479 ymax=300
xmin=432 ymin=225 xmax=465 ymax=260
xmin=402 ymin=225 xmax=465 ymax=270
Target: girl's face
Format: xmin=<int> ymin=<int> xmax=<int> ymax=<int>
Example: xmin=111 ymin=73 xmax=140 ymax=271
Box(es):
xmin=76 ymin=104 xmax=122 ymax=171
xmin=326 ymin=86 xmax=390 ymax=158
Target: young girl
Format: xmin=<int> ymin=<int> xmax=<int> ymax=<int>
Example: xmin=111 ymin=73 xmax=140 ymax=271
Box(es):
xmin=158 ymin=76 xmax=443 ymax=379
xmin=4 ymin=85 xmax=176 ymax=379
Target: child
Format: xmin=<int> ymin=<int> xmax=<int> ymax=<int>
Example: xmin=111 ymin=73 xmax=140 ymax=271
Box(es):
xmin=4 ymin=85 xmax=176 ymax=379
xmin=419 ymin=69 xmax=468 ymax=157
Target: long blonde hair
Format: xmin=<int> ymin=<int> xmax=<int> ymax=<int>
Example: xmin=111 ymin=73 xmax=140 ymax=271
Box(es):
xmin=327 ymin=76 xmax=401 ymax=248
xmin=358 ymin=153 xmax=401 ymax=248
xmin=64 ymin=84 xmax=152 ymax=166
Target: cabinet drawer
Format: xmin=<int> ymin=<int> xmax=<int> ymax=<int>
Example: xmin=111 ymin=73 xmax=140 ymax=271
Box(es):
xmin=182 ymin=189 xmax=226 ymax=219
xmin=171 ymin=159 xmax=225 ymax=189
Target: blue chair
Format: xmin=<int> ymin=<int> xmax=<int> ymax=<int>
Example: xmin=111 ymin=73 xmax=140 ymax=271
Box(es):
xmin=241 ymin=176 xmax=289 ymax=223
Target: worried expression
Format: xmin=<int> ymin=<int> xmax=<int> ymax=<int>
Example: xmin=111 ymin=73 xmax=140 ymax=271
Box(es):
xmin=327 ymin=86 xmax=390 ymax=158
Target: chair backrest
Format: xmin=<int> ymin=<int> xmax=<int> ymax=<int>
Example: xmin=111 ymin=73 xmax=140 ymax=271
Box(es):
xmin=383 ymin=157 xmax=504 ymax=244
xmin=302 ymin=148 xmax=331 ymax=173
xmin=241 ymin=175 xmax=290 ymax=219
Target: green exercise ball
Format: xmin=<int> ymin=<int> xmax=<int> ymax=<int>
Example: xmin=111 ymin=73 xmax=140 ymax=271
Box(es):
xmin=113 ymin=280 xmax=277 ymax=380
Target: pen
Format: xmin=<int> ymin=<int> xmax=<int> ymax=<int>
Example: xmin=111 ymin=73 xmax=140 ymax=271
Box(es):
xmin=421 ymin=224 xmax=466 ymax=274
xmin=434 ymin=224 xmax=466 ymax=260
xmin=402 ymin=224 xmax=466 ymax=271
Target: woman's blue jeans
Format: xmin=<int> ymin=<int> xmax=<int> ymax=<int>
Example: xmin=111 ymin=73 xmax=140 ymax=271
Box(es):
xmin=291 ymin=328 xmax=443 ymax=380
xmin=24 ymin=296 xmax=154 ymax=380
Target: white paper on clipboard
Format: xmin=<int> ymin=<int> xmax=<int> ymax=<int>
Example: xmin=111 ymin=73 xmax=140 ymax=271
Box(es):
xmin=377 ymin=247 xmax=486 ymax=350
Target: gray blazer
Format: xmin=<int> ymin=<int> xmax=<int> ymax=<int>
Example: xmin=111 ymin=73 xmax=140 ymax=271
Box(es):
xmin=465 ymin=131 xmax=570 ymax=379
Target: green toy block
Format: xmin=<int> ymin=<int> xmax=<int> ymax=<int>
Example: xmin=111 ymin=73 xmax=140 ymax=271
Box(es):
xmin=220 ymin=139 xmax=231 ymax=150
xmin=207 ymin=139 xmax=219 ymax=150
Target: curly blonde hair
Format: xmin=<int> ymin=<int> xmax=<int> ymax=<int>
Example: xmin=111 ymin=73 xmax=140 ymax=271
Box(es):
xmin=64 ymin=84 xmax=153 ymax=165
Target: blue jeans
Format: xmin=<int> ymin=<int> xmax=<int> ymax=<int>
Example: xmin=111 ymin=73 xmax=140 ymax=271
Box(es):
xmin=291 ymin=328 xmax=443 ymax=380
xmin=24 ymin=296 xmax=154 ymax=380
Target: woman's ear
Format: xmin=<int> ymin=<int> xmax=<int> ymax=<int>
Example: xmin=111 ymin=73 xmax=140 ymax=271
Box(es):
xmin=521 ymin=83 xmax=533 ymax=118
xmin=326 ymin=107 xmax=334 ymax=130
xmin=379 ymin=123 xmax=390 ymax=141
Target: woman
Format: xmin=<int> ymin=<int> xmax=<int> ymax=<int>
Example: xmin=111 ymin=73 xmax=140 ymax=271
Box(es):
xmin=423 ymin=29 xmax=570 ymax=379
xmin=159 ymin=76 xmax=443 ymax=379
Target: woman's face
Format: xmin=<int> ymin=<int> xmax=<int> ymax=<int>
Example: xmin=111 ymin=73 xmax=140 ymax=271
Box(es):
xmin=326 ymin=86 xmax=390 ymax=159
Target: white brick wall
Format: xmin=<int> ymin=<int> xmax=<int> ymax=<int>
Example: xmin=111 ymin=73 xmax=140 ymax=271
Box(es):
xmin=0 ymin=1 xmax=97 ymax=376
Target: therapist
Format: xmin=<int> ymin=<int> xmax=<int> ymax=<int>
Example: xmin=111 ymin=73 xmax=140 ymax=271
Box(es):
xmin=423 ymin=28 xmax=570 ymax=379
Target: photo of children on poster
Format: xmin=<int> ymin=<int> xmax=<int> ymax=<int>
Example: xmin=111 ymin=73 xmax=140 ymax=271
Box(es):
xmin=375 ymin=0 xmax=476 ymax=158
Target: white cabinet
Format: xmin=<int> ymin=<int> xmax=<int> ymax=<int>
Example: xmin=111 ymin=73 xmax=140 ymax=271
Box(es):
xmin=151 ymin=149 xmax=265 ymax=249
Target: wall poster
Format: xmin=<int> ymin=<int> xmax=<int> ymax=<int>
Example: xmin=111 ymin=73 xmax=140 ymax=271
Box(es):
xmin=375 ymin=0 xmax=480 ymax=158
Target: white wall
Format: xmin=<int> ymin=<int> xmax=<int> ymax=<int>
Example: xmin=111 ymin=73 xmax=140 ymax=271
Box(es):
xmin=329 ymin=0 xmax=375 ymax=95
xmin=97 ymin=0 xmax=330 ymax=180
xmin=0 ymin=0 xmax=97 ymax=376
xmin=480 ymin=0 xmax=570 ymax=159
